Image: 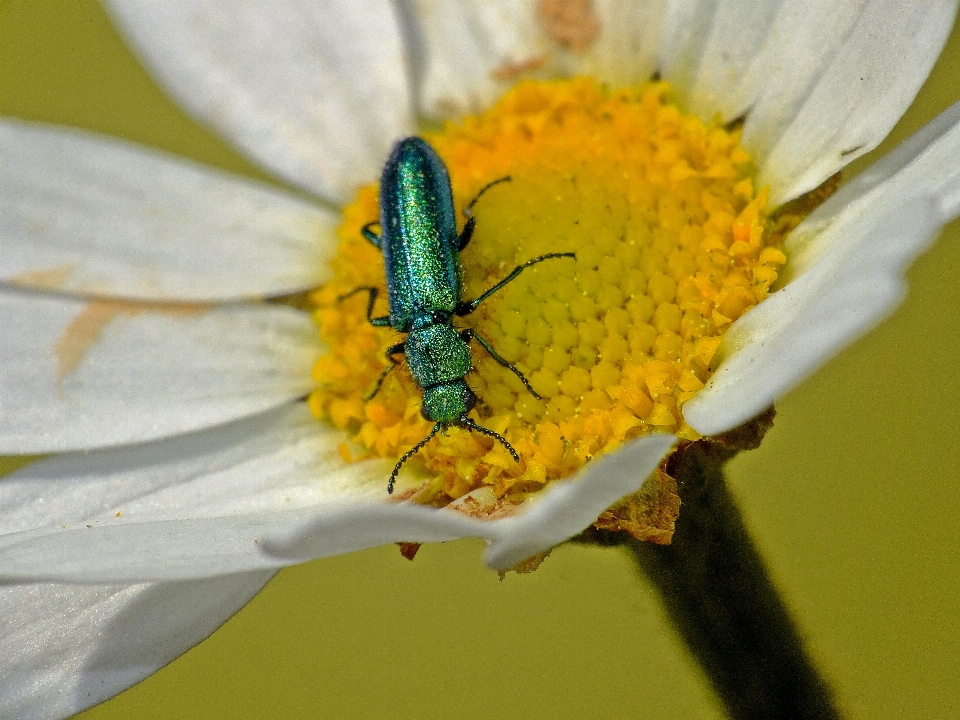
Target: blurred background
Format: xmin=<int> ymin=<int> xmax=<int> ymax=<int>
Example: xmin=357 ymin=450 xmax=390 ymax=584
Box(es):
xmin=1 ymin=2 xmax=958 ymax=718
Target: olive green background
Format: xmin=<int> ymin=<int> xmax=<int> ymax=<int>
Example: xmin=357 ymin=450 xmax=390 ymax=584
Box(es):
xmin=2 ymin=2 xmax=959 ymax=718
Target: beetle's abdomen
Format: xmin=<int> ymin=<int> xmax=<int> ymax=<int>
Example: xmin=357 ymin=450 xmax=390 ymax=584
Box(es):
xmin=405 ymin=324 xmax=472 ymax=390
xmin=379 ymin=138 xmax=461 ymax=331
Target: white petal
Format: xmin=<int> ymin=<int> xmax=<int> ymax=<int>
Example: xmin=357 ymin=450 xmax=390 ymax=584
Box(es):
xmin=270 ymin=434 xmax=677 ymax=572
xmin=1 ymin=573 xmax=272 ymax=720
xmin=0 ymin=289 xmax=320 ymax=453
xmin=0 ymin=402 xmax=674 ymax=582
xmin=483 ymin=433 xmax=676 ymax=571
xmin=404 ymin=0 xmax=545 ymax=119
xmin=792 ymin=98 xmax=960 ymax=245
xmin=741 ymin=0 xmax=958 ymax=205
xmin=659 ymin=0 xmax=785 ymax=119
xmin=0 ymin=120 xmax=339 ymax=301
xmin=0 ymin=404 xmax=465 ymax=581
xmin=0 ymin=405 xmax=343 ymax=535
xmin=104 ymin=0 xmax=413 ymax=203
xmin=683 ymin=197 xmax=942 ymax=435
xmin=574 ymin=0 xmax=667 ymax=85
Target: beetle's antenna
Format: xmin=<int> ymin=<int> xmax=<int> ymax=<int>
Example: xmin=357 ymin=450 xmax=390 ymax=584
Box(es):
xmin=460 ymin=416 xmax=520 ymax=463
xmin=463 ymin=175 xmax=512 ymax=219
xmin=389 ymin=422 xmax=442 ymax=494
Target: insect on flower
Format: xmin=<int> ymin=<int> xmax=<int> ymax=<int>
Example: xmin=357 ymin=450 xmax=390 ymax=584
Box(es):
xmin=341 ymin=137 xmax=575 ymax=492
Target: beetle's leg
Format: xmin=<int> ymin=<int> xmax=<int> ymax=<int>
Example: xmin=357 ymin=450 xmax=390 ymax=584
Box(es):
xmin=361 ymin=221 xmax=382 ymax=248
xmin=457 ymin=216 xmax=476 ymax=251
xmin=459 ymin=416 xmax=519 ymax=463
xmin=460 ymin=328 xmax=542 ymax=400
xmin=457 ymin=175 xmax=511 ymax=251
xmin=455 ymin=252 xmax=576 ymax=315
xmin=389 ymin=422 xmax=442 ymax=494
xmin=366 ymin=342 xmax=405 ymax=401
xmin=338 ymin=286 xmax=391 ymax=327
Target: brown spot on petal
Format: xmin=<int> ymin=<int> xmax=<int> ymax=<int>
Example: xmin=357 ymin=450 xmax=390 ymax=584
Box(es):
xmin=593 ymin=467 xmax=681 ymax=545
xmin=537 ymin=0 xmax=599 ymax=53
xmin=492 ymin=54 xmax=547 ymax=81
xmin=55 ymin=299 xmax=211 ymax=384
xmin=446 ymin=487 xmax=525 ymax=521
xmin=56 ymin=301 xmax=131 ymax=381
xmin=10 ymin=264 xmax=74 ymax=291
xmin=389 ymin=479 xmax=443 ymax=505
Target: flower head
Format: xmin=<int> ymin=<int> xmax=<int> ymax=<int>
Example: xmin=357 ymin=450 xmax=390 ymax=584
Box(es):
xmin=2 ymin=2 xmax=960 ymax=717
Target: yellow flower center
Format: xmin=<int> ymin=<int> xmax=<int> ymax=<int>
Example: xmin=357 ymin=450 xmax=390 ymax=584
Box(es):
xmin=309 ymin=78 xmax=795 ymax=504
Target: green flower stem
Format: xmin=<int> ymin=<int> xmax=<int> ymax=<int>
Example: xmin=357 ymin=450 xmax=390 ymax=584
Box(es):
xmin=621 ymin=412 xmax=841 ymax=719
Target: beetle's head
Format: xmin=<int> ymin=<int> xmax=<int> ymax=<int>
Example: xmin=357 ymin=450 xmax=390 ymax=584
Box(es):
xmin=421 ymin=380 xmax=476 ymax=424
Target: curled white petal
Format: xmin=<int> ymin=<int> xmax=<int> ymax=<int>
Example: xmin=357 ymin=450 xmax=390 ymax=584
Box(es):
xmin=269 ymin=433 xmax=676 ymax=573
xmin=104 ymin=0 xmax=413 ymax=202
xmin=0 ymin=119 xmax=338 ymax=301
xmin=0 ymin=403 xmax=674 ymax=582
xmin=483 ymin=433 xmax=676 ymax=571
xmin=1 ymin=573 xmax=273 ymax=720
xmin=0 ymin=290 xmax=321 ymax=454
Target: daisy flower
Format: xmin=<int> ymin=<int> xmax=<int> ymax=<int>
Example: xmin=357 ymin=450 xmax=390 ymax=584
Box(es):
xmin=3 ymin=2 xmax=960 ymax=718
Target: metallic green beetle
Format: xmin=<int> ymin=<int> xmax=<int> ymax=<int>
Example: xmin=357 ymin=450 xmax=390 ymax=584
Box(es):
xmin=344 ymin=137 xmax=574 ymax=493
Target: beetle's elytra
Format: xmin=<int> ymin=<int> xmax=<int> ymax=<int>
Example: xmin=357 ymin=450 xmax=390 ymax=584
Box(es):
xmin=342 ymin=137 xmax=575 ymax=493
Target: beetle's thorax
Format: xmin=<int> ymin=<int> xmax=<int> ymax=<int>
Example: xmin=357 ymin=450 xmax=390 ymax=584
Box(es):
xmin=405 ymin=323 xmax=472 ymax=392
